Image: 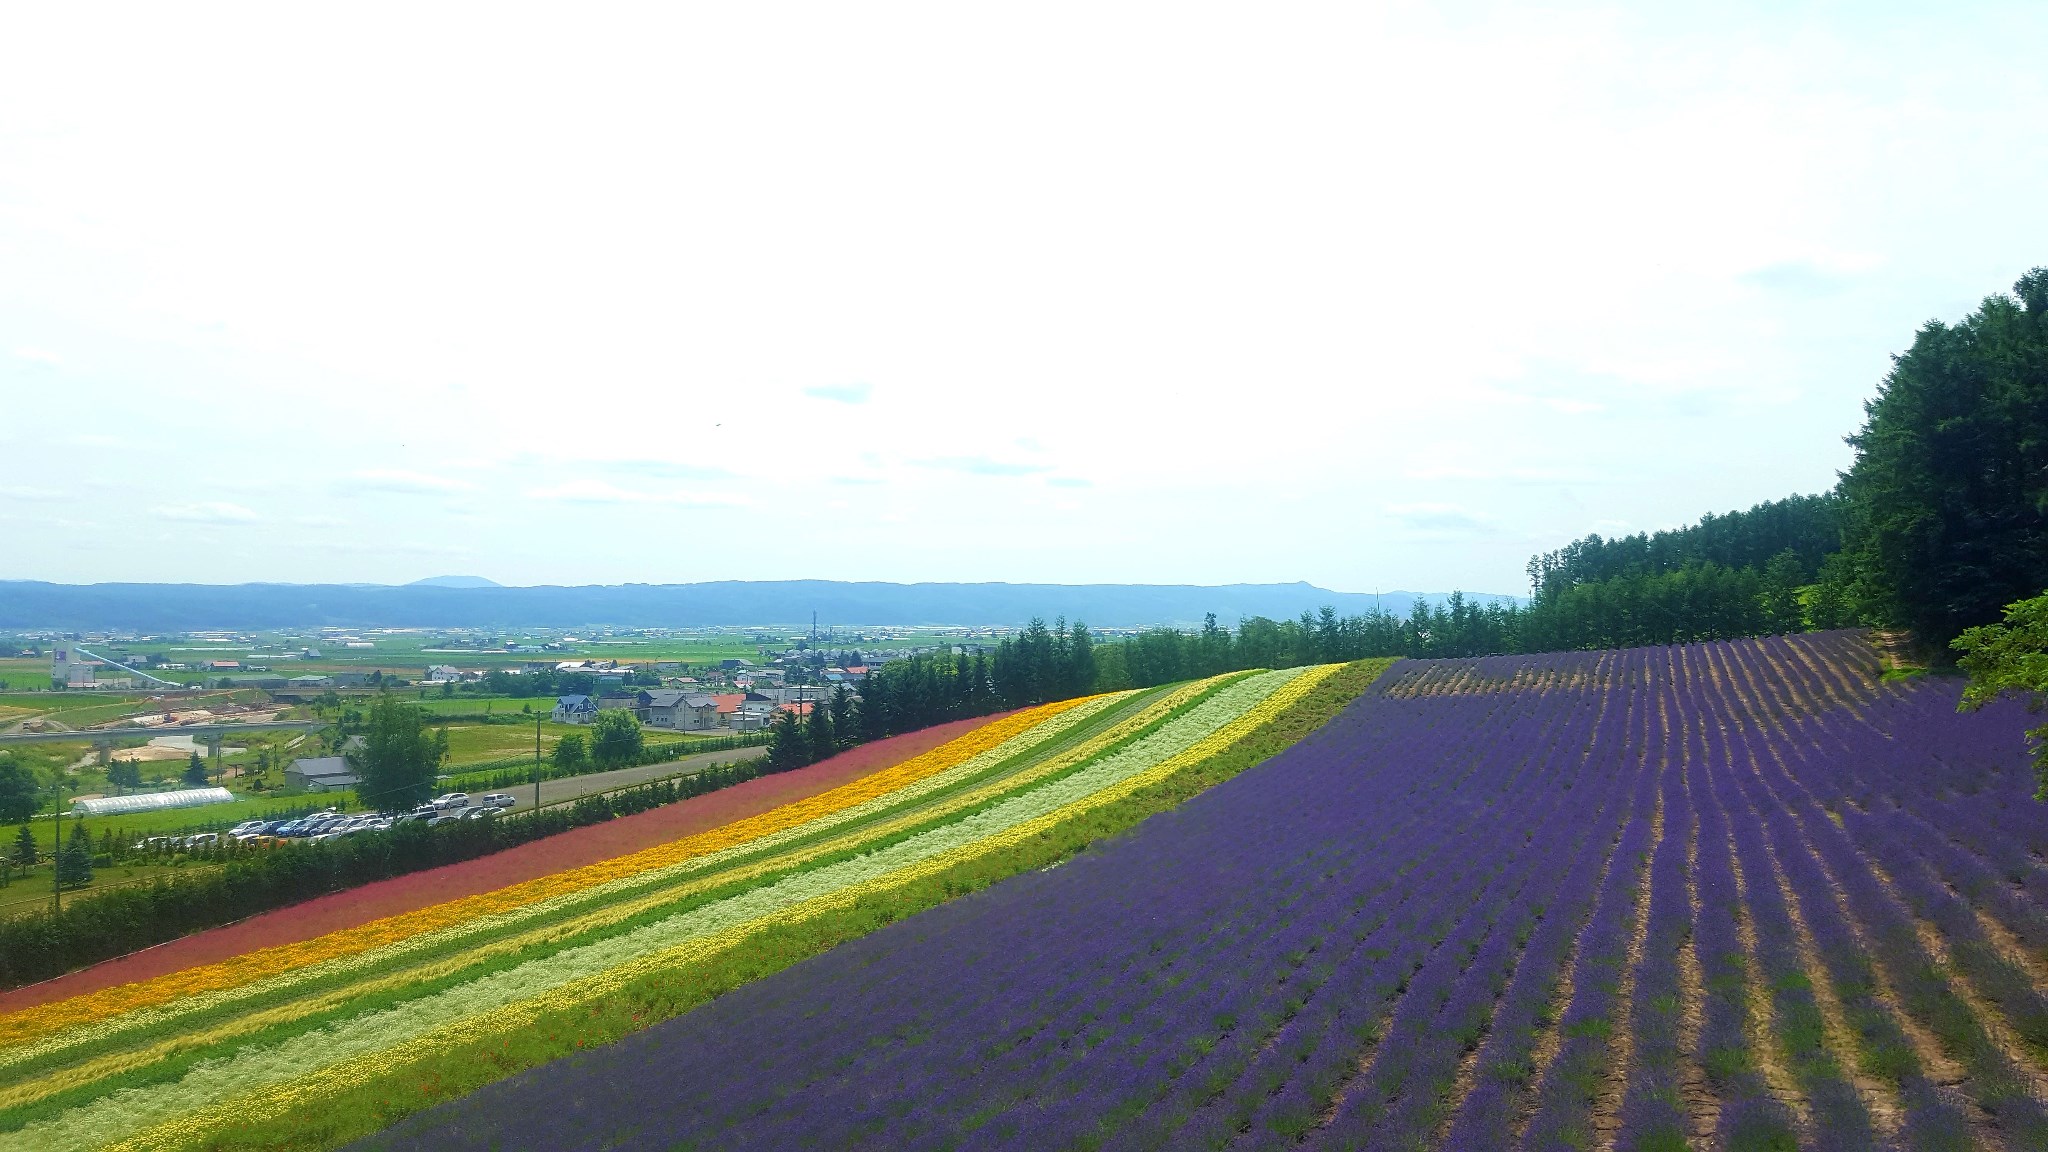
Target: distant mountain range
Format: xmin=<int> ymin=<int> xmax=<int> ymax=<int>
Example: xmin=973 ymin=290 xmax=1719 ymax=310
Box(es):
xmin=407 ymin=575 xmax=505 ymax=589
xmin=0 ymin=580 xmax=1523 ymax=632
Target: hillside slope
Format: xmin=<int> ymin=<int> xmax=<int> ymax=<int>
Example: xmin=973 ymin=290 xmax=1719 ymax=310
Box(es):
xmin=364 ymin=632 xmax=2048 ymax=1151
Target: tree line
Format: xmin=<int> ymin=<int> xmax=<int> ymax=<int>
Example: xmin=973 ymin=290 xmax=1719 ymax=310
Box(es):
xmin=762 ymin=618 xmax=1102 ymax=772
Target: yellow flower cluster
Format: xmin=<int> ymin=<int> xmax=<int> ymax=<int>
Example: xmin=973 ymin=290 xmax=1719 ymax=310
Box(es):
xmin=0 ymin=696 xmax=1096 ymax=1048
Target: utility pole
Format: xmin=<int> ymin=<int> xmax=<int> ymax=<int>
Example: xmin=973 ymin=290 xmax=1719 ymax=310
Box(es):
xmin=533 ymin=714 xmax=542 ymax=812
xmin=51 ymin=801 xmax=61 ymax=917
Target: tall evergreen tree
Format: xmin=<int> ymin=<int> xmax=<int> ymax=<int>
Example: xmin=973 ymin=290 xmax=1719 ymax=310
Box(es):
xmin=828 ymin=685 xmax=854 ymax=752
xmin=766 ymin=709 xmax=809 ymax=771
xmin=1067 ymin=620 xmax=1096 ymax=695
xmin=11 ymin=825 xmax=36 ymax=868
xmin=57 ymin=823 xmax=92 ymax=889
xmin=1840 ymin=268 xmax=2048 ymax=653
xmin=805 ymin=702 xmax=836 ymax=764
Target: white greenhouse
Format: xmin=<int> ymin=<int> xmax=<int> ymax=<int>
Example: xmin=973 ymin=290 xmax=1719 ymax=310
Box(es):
xmin=71 ymin=787 xmax=236 ymax=817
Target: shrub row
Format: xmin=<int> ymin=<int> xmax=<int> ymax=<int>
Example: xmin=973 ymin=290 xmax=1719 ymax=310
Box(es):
xmin=0 ymin=759 xmax=768 ymax=990
xmin=442 ymin=731 xmax=770 ymax=789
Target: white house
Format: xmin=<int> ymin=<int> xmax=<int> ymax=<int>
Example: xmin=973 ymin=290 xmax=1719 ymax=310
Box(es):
xmin=552 ymin=694 xmax=598 ymax=724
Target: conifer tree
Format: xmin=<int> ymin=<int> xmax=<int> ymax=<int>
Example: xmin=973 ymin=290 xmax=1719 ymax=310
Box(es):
xmin=805 ymin=701 xmax=835 ymax=764
xmin=57 ymin=823 xmax=92 ymax=889
xmin=766 ymin=709 xmax=809 ymax=771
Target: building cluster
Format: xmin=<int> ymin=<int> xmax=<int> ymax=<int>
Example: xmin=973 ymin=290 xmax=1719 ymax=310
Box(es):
xmin=551 ymin=682 xmax=850 ymax=733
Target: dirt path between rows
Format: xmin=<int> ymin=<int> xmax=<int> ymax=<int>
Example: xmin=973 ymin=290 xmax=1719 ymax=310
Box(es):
xmin=0 ymin=714 xmax=1010 ymax=1013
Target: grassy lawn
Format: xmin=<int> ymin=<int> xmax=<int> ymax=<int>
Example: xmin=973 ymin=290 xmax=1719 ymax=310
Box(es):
xmin=406 ymin=696 xmax=551 ymax=717
xmin=439 ymin=721 xmax=584 ymax=767
xmin=0 ymin=658 xmax=50 ymax=692
xmin=0 ymin=855 xmax=250 ymax=921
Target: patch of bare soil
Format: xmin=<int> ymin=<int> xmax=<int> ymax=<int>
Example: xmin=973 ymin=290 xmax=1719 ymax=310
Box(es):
xmin=1726 ymin=835 xmax=1818 ymax=1139
xmin=1594 ymin=789 xmax=1664 ymax=1151
xmin=1677 ymin=777 xmax=1723 ymax=1148
xmin=1865 ymin=859 xmax=2048 ymax=1096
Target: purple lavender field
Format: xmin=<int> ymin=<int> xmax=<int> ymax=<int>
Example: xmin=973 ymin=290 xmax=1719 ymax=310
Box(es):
xmin=360 ymin=633 xmax=2048 ymax=1151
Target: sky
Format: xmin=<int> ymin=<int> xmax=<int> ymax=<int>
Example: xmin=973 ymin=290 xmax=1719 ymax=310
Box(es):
xmin=2 ymin=2 xmax=2045 ymax=595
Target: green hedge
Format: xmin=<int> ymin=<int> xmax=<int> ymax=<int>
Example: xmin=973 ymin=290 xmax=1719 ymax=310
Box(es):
xmin=0 ymin=760 xmax=767 ymax=990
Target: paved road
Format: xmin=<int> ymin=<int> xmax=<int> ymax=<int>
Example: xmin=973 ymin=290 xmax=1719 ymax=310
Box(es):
xmin=488 ymin=744 xmax=770 ymax=813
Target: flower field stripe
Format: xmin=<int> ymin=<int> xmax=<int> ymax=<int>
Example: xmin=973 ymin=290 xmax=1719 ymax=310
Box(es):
xmin=0 ymin=695 xmax=1103 ymax=1050
xmin=90 ymin=666 xmax=1345 ymax=1152
xmin=0 ymin=687 xmax=1199 ymax=1108
xmin=0 ymin=688 xmax=1162 ymax=1085
xmin=0 ymin=672 xmax=1317 ymax=1151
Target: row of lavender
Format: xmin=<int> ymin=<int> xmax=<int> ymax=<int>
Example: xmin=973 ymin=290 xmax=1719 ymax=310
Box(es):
xmin=363 ymin=634 xmax=2048 ymax=1151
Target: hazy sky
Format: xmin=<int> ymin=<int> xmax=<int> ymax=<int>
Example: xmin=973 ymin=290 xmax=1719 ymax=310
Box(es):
xmin=3 ymin=2 xmax=2045 ymax=594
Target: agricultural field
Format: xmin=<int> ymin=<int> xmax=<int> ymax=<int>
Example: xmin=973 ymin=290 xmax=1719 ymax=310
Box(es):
xmin=352 ymin=633 xmax=2041 ymax=1151
xmin=0 ymin=661 xmax=1372 ymax=1151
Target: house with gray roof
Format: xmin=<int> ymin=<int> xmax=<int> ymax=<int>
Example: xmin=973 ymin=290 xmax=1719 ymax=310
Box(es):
xmin=286 ymin=756 xmax=361 ymax=793
xmin=551 ymin=694 xmax=598 ymax=724
xmin=639 ymin=689 xmax=721 ymax=731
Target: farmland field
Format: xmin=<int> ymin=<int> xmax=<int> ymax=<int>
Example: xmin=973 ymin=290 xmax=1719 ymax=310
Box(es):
xmin=0 ymin=661 xmax=1375 ymax=1151
xmin=350 ymin=632 xmax=2045 ymax=1151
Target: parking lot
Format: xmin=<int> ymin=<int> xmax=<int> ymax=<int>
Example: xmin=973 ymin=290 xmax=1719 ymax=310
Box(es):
xmin=139 ymin=743 xmax=774 ymax=849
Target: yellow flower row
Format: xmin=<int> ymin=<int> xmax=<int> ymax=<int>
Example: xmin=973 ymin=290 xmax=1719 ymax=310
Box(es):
xmin=0 ymin=684 xmax=1198 ymax=1106
xmin=0 ymin=692 xmax=1139 ymax=1082
xmin=106 ymin=666 xmax=1344 ymax=1152
xmin=0 ymin=696 xmax=1098 ymax=1047
xmin=0 ymin=683 xmax=1168 ymax=1113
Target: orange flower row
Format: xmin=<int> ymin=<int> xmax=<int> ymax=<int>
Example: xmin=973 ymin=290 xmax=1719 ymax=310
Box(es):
xmin=0 ymin=697 xmax=1097 ymax=1047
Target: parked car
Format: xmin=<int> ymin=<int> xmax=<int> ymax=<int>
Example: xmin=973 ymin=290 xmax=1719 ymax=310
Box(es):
xmin=392 ymin=811 xmax=431 ymax=825
xmin=460 ymin=806 xmax=498 ymax=821
xmin=132 ymin=835 xmax=179 ymax=852
xmin=227 ymin=820 xmax=269 ymax=837
xmin=183 ymin=833 xmax=220 ymax=849
xmin=479 ymin=793 xmax=517 ymax=810
xmin=426 ymin=814 xmax=463 ymax=827
xmin=432 ymin=793 xmax=470 ymax=811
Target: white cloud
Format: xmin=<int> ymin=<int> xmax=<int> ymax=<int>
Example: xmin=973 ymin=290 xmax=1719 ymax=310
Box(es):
xmin=10 ymin=347 xmax=63 ymax=368
xmin=347 ymin=470 xmax=478 ymax=494
xmin=154 ymin=502 xmax=260 ymax=524
xmin=803 ymin=382 xmax=873 ymax=404
xmin=915 ymin=456 xmax=1053 ymax=478
xmin=1384 ymin=503 xmax=1501 ymax=537
xmin=523 ymin=479 xmax=746 ymax=507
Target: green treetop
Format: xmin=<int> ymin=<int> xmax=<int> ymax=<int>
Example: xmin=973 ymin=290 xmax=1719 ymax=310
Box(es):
xmin=348 ymin=694 xmax=449 ymax=812
xmin=1956 ymin=589 xmax=2048 ymax=798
